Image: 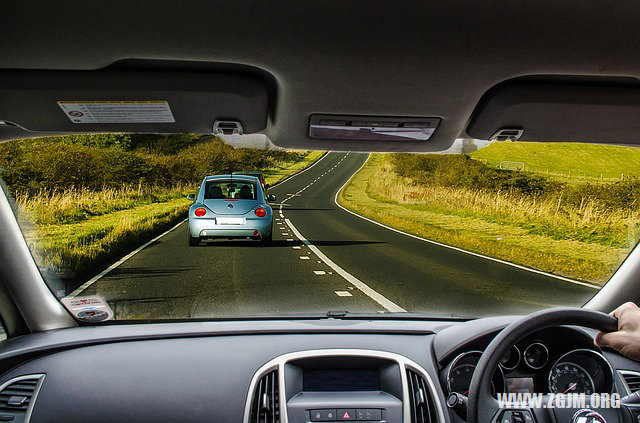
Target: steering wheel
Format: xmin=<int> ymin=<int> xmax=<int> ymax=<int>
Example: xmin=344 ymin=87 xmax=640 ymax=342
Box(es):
xmin=467 ymin=307 xmax=630 ymax=423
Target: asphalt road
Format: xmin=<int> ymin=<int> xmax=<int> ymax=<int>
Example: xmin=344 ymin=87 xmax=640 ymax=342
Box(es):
xmin=77 ymin=152 xmax=597 ymax=320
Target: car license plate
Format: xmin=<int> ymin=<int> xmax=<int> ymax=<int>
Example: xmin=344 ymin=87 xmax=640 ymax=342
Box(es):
xmin=216 ymin=217 xmax=244 ymax=225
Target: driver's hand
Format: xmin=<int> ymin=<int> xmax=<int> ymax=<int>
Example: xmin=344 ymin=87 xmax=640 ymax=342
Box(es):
xmin=594 ymin=302 xmax=640 ymax=361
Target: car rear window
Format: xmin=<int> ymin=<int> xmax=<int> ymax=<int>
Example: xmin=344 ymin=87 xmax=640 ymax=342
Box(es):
xmin=204 ymin=179 xmax=257 ymax=200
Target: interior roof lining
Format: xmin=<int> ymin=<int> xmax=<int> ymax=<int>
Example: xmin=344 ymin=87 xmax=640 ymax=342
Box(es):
xmin=2 ymin=0 xmax=640 ymax=151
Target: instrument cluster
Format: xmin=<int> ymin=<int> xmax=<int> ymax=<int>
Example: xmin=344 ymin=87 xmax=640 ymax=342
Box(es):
xmin=441 ymin=329 xmax=615 ymax=400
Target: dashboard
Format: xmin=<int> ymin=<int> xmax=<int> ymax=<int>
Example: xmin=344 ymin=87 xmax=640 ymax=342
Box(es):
xmin=0 ymin=317 xmax=636 ymax=422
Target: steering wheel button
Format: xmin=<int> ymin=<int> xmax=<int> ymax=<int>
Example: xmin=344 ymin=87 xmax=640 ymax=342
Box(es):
xmin=500 ymin=411 xmax=512 ymax=423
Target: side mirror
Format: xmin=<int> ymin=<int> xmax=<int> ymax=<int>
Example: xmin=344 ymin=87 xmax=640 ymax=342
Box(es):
xmin=267 ymin=194 xmax=276 ymax=202
xmin=187 ymin=193 xmax=196 ymax=201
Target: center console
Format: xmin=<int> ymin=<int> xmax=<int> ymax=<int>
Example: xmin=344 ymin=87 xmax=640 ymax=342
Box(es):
xmin=243 ymin=350 xmax=444 ymax=423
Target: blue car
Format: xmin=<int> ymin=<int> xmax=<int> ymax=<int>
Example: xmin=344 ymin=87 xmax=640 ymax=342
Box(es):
xmin=188 ymin=175 xmax=276 ymax=246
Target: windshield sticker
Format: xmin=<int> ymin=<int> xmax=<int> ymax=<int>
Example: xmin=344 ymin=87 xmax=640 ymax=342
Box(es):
xmin=61 ymin=296 xmax=114 ymax=322
xmin=57 ymin=101 xmax=175 ymax=124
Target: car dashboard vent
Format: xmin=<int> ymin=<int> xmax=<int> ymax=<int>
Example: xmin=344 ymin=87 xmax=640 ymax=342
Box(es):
xmin=406 ymin=369 xmax=436 ymax=423
xmin=620 ymin=371 xmax=640 ymax=394
xmin=249 ymin=370 xmax=280 ymax=423
xmin=0 ymin=374 xmax=45 ymax=421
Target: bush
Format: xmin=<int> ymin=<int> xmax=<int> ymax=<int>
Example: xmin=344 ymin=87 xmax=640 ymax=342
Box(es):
xmin=0 ymin=134 xmax=307 ymax=195
xmin=390 ymin=154 xmax=555 ymax=196
xmin=58 ymin=134 xmax=133 ymax=150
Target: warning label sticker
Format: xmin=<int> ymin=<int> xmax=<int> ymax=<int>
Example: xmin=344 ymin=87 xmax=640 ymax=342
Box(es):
xmin=57 ymin=101 xmax=175 ymax=124
xmin=61 ymin=295 xmax=114 ymax=322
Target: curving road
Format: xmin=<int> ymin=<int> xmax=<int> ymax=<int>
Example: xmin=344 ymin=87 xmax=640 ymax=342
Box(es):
xmin=75 ymin=152 xmax=597 ymax=320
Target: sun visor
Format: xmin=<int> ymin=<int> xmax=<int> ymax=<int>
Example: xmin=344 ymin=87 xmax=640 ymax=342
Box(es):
xmin=466 ymin=82 xmax=640 ymax=145
xmin=0 ymin=70 xmax=268 ymax=134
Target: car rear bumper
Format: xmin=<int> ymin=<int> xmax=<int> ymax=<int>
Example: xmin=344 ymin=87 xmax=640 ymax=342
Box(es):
xmin=188 ymin=217 xmax=272 ymax=238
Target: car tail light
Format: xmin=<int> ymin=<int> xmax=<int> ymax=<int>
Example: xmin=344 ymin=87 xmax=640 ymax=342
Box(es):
xmin=194 ymin=207 xmax=207 ymax=217
xmin=254 ymin=207 xmax=267 ymax=217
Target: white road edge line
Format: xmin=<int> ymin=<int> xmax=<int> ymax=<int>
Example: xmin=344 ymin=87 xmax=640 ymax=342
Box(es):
xmin=285 ymin=218 xmax=406 ymax=312
xmin=66 ymin=152 xmax=331 ymax=298
xmin=65 ymin=218 xmax=188 ymax=299
xmin=333 ymin=154 xmax=600 ymax=290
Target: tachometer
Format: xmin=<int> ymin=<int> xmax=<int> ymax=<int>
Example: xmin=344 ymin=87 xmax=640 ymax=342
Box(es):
xmin=445 ymin=351 xmax=504 ymax=396
xmin=448 ymin=363 xmax=475 ymax=395
xmin=549 ymin=362 xmax=595 ymax=394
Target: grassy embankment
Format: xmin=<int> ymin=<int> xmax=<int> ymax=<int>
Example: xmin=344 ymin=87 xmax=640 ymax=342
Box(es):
xmin=338 ymin=143 xmax=640 ymax=284
xmin=0 ymin=134 xmax=323 ymax=284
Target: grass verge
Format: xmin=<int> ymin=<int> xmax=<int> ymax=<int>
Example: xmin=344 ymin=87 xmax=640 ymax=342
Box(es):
xmin=263 ymin=151 xmax=325 ymax=185
xmin=338 ymin=154 xmax=638 ymax=284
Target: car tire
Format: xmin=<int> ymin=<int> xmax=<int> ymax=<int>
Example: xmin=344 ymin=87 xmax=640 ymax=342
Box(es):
xmin=261 ymin=231 xmax=273 ymax=244
xmin=189 ymin=235 xmax=200 ymax=246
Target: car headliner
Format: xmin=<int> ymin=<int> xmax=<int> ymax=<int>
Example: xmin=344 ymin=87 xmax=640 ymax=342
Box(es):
xmin=1 ymin=1 xmax=640 ymax=151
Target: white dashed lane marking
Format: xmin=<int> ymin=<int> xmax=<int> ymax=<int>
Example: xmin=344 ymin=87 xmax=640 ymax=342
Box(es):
xmin=314 ymin=271 xmax=326 ymax=275
xmin=300 ymin=256 xmax=310 ymax=260
xmin=285 ymin=217 xmax=406 ymax=312
xmin=335 ymin=291 xmax=353 ymax=297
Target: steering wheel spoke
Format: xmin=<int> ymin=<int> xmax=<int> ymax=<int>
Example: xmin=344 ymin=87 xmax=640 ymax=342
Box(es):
xmin=482 ymin=395 xmax=553 ymax=423
xmin=491 ymin=406 xmax=550 ymax=423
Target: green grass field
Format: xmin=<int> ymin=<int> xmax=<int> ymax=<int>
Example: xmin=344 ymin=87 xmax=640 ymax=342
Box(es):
xmin=471 ymin=142 xmax=640 ymax=180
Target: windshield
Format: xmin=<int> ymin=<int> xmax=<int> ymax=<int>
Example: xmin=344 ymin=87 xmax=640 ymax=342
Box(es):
xmin=1 ymin=134 xmax=638 ymax=321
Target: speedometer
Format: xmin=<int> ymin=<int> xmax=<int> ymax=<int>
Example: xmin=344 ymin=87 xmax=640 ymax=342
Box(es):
xmin=547 ymin=349 xmax=614 ymax=395
xmin=549 ymin=362 xmax=595 ymax=394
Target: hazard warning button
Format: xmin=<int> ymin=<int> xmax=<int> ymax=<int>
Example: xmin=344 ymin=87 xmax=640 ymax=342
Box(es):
xmin=337 ymin=408 xmax=356 ymax=420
